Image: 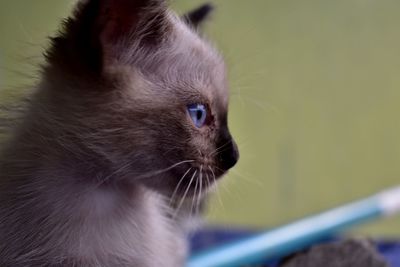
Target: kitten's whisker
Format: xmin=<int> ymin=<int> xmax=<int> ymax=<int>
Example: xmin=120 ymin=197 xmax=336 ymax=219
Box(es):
xmin=162 ymin=147 xmax=179 ymax=157
xmin=210 ymin=146 xmax=231 ymax=158
xmin=196 ymin=166 xmax=203 ymax=215
xmin=173 ymin=170 xmax=197 ymax=219
xmin=231 ymin=169 xmax=262 ymax=186
xmin=208 ymin=166 xmax=224 ymax=209
xmin=133 ymin=159 xmax=194 ymax=180
xmin=210 ymin=137 xmax=250 ymax=159
xmin=232 ymin=92 xmax=278 ymax=113
xmin=208 ymin=139 xmax=233 ymax=157
xmin=220 ymin=181 xmax=232 ymax=197
xmin=205 ymin=172 xmax=211 ymax=188
xmin=205 ymin=172 xmax=220 ymax=214
xmin=213 ymin=165 xmax=261 ymax=187
xmin=242 ymin=95 xmax=274 ymax=112
xmin=168 ymin=167 xmax=192 ymax=206
xmin=90 ymin=159 xmax=194 ymax=193
xmin=191 ymin=170 xmax=199 ymax=216
xmin=91 ymin=160 xmax=134 ymax=190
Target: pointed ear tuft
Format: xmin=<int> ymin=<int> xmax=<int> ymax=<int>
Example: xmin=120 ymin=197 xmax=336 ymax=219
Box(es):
xmin=183 ymin=3 xmax=214 ymax=29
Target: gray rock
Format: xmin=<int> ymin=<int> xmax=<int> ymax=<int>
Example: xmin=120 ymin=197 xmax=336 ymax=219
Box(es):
xmin=281 ymin=239 xmax=388 ymax=267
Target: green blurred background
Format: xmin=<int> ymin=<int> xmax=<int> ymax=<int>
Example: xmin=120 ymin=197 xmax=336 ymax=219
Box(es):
xmin=1 ymin=0 xmax=399 ymax=236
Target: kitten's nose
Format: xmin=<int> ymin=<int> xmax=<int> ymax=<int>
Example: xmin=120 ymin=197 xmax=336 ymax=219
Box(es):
xmin=218 ymin=139 xmax=239 ymax=171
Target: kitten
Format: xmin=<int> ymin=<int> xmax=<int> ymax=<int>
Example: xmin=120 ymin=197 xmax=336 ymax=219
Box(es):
xmin=0 ymin=0 xmax=238 ymax=266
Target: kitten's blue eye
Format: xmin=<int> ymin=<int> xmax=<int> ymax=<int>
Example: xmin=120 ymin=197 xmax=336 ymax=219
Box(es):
xmin=187 ymin=104 xmax=208 ymax=128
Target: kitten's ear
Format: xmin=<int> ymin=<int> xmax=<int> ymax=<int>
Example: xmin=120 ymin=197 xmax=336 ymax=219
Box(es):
xmin=54 ymin=0 xmax=169 ymax=73
xmin=183 ymin=3 xmax=214 ymax=29
xmin=94 ymin=0 xmax=168 ymax=49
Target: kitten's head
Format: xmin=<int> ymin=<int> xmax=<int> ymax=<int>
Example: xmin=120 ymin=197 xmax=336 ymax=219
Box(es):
xmin=41 ymin=0 xmax=238 ymax=197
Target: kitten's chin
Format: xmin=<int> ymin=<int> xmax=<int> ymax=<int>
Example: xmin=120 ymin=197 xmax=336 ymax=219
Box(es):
xmin=138 ymin=165 xmax=226 ymax=199
xmin=167 ymin=167 xmax=224 ymax=198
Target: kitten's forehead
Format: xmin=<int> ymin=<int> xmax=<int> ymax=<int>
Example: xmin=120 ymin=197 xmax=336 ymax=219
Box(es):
xmin=130 ymin=12 xmax=228 ymax=109
xmin=172 ymin=13 xmax=228 ymax=104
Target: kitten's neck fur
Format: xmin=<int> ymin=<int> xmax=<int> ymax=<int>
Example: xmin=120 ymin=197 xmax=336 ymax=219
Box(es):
xmin=0 ymin=113 xmax=188 ymax=267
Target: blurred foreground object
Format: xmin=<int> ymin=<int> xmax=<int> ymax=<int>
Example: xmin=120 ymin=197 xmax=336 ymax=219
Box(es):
xmin=188 ymin=187 xmax=400 ymax=267
xmin=281 ymin=239 xmax=388 ymax=267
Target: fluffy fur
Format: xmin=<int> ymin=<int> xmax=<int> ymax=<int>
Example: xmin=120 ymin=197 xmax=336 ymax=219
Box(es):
xmin=0 ymin=0 xmax=238 ymax=266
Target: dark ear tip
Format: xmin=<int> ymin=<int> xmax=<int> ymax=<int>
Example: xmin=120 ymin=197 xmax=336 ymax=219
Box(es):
xmin=183 ymin=2 xmax=215 ymax=28
xmin=198 ymin=3 xmax=215 ymax=14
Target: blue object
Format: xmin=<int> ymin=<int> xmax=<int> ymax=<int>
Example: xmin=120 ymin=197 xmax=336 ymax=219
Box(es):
xmin=188 ymin=187 xmax=400 ymax=267
xmin=377 ymin=241 xmax=400 ymax=267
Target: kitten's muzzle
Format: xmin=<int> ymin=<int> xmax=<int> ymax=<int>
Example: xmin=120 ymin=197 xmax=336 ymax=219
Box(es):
xmin=217 ymin=139 xmax=239 ymax=171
